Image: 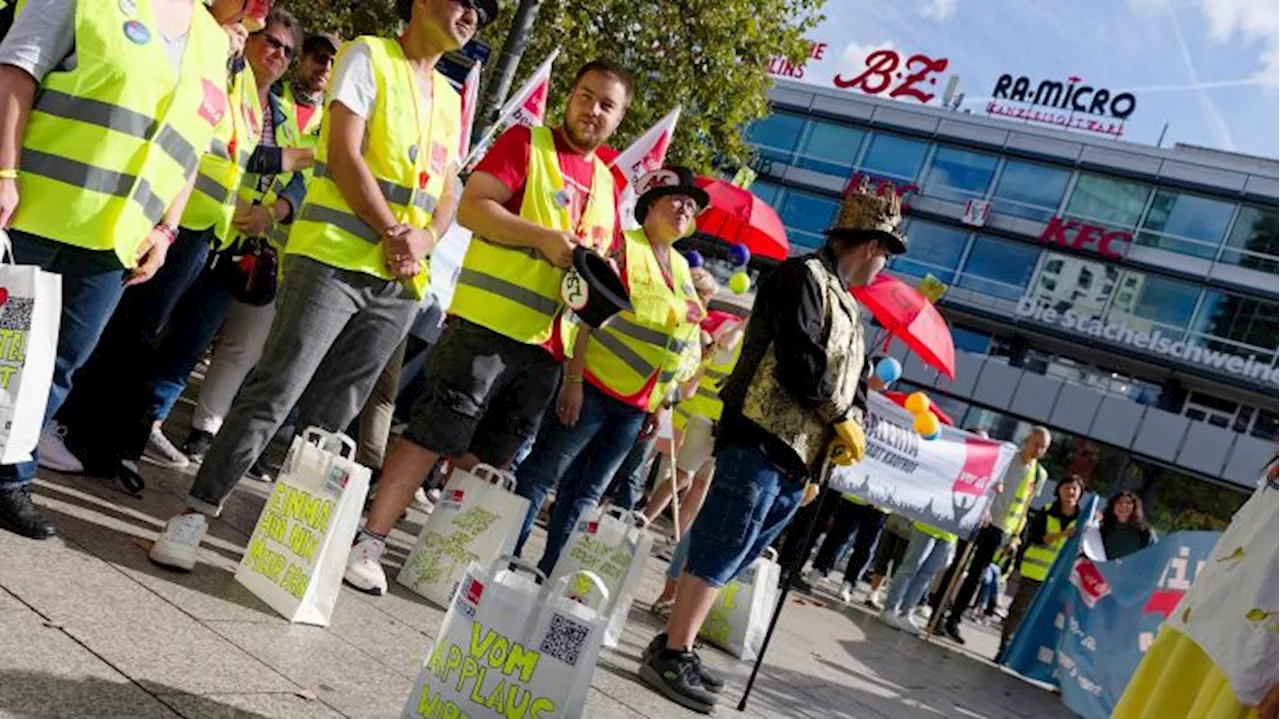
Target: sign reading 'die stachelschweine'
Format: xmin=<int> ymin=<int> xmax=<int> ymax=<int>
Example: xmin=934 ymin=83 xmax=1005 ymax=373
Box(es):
xmin=987 ymin=74 xmax=1136 ymax=138
xmin=1016 ymin=296 xmax=1280 ymax=387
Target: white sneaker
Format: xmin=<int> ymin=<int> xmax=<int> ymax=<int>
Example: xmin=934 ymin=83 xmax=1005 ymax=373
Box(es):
xmin=839 ymin=583 xmax=854 ymax=604
xmin=913 ymin=605 xmax=933 ymax=621
xmin=876 ymin=610 xmax=906 ymax=631
xmin=427 ymin=488 xmax=441 ymax=504
xmin=144 ymin=426 xmax=189 ymax=468
xmin=410 ymin=487 xmax=435 ymax=513
xmin=343 ymin=534 xmax=388 ymax=595
xmin=903 ymin=613 xmax=926 ymax=635
xmin=150 ymin=512 xmax=208 ymax=571
xmin=38 ymin=422 xmax=83 ymax=473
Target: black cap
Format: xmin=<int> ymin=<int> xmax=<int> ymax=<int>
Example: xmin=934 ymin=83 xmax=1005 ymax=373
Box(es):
xmin=469 ymin=0 xmax=499 ymax=27
xmin=633 ymin=166 xmax=710 ymax=224
xmin=302 ymin=32 xmax=340 ymax=55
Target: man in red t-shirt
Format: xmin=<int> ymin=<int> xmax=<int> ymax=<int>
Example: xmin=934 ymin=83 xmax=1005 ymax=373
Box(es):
xmin=347 ymin=59 xmax=632 ymax=596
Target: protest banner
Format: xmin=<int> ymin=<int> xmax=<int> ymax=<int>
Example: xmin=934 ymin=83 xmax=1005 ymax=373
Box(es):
xmin=1057 ymin=532 xmax=1220 ymax=718
xmin=827 ymin=392 xmax=1014 ymax=539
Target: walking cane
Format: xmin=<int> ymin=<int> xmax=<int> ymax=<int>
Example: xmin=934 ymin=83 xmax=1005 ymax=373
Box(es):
xmin=667 ymin=451 xmax=682 ymax=544
xmin=737 ymin=448 xmax=838 ymax=712
xmin=925 ymin=541 xmax=976 ymax=636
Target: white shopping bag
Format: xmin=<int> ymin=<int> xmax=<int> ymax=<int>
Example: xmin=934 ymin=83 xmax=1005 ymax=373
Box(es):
xmin=403 ymin=557 xmax=610 ymax=719
xmin=234 ymin=428 xmax=371 ymax=626
xmin=396 ymin=464 xmax=531 ymax=607
xmin=548 ymin=508 xmax=652 ymax=648
xmin=0 ymin=230 xmax=60 ymax=464
xmin=699 ymin=547 xmax=781 ymax=661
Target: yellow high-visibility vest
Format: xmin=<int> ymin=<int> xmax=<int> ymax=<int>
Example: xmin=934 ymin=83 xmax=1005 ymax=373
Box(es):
xmin=235 ymin=89 xmax=309 ymax=252
xmin=181 ymin=64 xmax=263 ymax=244
xmin=449 ymin=126 xmax=617 ymax=344
xmin=999 ymin=459 xmax=1047 ymax=535
xmin=12 ymin=0 xmax=229 ymax=267
xmin=274 ymin=81 xmax=324 ymax=197
xmin=1019 ymin=504 xmax=1078 ymax=582
xmin=673 ymin=336 xmax=743 ymax=431
xmin=287 ymin=36 xmax=460 ymax=298
xmin=566 ymin=228 xmax=701 ymax=413
xmin=911 ymin=520 xmax=957 ymax=544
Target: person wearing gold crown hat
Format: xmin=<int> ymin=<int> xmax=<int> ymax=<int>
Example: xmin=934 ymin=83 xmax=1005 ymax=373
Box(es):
xmin=636 ymin=177 xmax=906 ymax=713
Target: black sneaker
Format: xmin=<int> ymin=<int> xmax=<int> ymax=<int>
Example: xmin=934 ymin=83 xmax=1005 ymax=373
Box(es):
xmin=642 ymin=634 xmax=725 ymax=694
xmin=246 ymin=459 xmax=272 ymax=482
xmin=940 ymin=622 xmax=966 ymax=645
xmin=0 ymin=485 xmax=56 ymax=539
xmin=181 ymin=430 xmax=214 ymax=462
xmin=793 ymin=575 xmax=815 ymax=593
xmin=638 ymin=650 xmax=717 ymax=713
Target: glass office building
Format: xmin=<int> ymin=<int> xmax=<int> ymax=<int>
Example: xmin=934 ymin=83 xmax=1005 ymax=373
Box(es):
xmin=745 ymin=79 xmax=1279 ymax=531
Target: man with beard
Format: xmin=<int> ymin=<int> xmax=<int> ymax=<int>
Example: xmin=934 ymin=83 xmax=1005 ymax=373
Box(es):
xmin=149 ymin=0 xmax=489 ymax=570
xmin=278 ymin=31 xmax=337 ymax=141
xmin=344 ymin=58 xmax=631 ymax=595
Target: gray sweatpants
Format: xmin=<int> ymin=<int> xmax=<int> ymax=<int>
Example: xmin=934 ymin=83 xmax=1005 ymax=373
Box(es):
xmin=186 ymin=255 xmax=419 ymax=515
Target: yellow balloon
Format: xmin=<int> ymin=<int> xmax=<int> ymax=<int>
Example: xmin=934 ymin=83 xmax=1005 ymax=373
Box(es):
xmin=905 ymin=391 xmax=931 ymax=416
xmin=729 ymin=271 xmax=751 ymax=294
xmin=914 ymin=411 xmax=940 ymax=437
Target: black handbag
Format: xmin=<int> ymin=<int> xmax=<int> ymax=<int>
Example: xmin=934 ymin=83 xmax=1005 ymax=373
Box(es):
xmin=212 ymin=235 xmax=278 ymax=306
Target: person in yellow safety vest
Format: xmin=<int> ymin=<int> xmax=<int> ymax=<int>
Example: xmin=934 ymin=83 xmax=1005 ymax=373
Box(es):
xmin=878 ymin=519 xmax=960 ymax=635
xmin=346 ymin=57 xmax=631 ymax=595
xmin=514 ymin=166 xmax=710 ymax=578
xmin=998 ymin=473 xmax=1083 ymax=658
xmin=275 ymin=31 xmax=336 ymax=149
xmin=936 ymin=426 xmax=1050 ymax=645
xmin=0 ymin=0 xmax=234 ymax=539
xmin=50 ymin=7 xmax=316 ymax=486
xmin=149 ymin=0 xmax=484 ymax=573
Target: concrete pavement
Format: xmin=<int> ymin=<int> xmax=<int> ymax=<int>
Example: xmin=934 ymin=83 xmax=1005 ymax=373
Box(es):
xmin=0 ymin=402 xmax=1072 ymax=718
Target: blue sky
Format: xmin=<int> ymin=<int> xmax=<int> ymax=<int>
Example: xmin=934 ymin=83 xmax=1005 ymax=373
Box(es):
xmin=786 ymin=0 xmax=1279 ymax=158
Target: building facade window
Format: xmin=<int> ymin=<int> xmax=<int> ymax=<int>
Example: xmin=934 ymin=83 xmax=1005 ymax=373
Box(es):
xmin=1137 ymin=189 xmax=1236 ymax=260
xmin=1065 ymin=173 xmax=1152 ymax=228
xmin=1143 ymin=464 xmax=1250 ymax=532
xmin=1190 ymin=290 xmax=1279 ymax=362
xmin=890 ymin=219 xmax=969 ymax=283
xmin=990 ymin=160 xmax=1072 ymax=222
xmin=777 ymin=189 xmax=839 ymax=251
xmin=746 ymin=112 xmax=806 ymax=165
xmin=858 ymin=132 xmax=929 ymax=184
xmin=1105 ymin=271 xmax=1201 ymax=334
xmin=751 ymin=180 xmax=783 ymax=207
xmin=957 ymin=234 xmax=1040 ymax=300
xmin=951 ymin=325 xmax=992 ymax=355
xmin=795 ymin=121 xmax=866 ymax=179
xmin=921 ymin=146 xmax=999 ymax=203
xmin=1221 ymin=205 xmax=1279 ymax=273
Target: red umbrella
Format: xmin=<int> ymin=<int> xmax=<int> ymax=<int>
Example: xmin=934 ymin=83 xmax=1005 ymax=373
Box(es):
xmin=853 ymin=273 xmax=956 ymax=380
xmin=882 ymin=390 xmax=954 ymax=426
xmin=694 ymin=177 xmax=788 ymax=260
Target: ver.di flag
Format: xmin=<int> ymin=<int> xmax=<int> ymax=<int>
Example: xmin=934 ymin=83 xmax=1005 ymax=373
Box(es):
xmin=610 ymin=106 xmax=681 ymax=230
xmin=463 ymin=48 xmax=560 ymax=170
xmin=457 ymin=60 xmax=482 ymax=163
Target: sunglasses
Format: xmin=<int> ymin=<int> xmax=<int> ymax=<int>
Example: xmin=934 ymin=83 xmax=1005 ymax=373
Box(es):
xmin=263 ymin=35 xmax=295 ymax=59
xmin=454 ymin=0 xmax=492 ymax=25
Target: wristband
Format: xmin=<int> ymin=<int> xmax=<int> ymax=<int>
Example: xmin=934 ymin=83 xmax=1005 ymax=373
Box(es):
xmin=154 ymin=223 xmax=178 ymax=245
xmin=0 ymin=169 xmax=18 ymax=180
xmin=563 ymin=374 xmax=584 ymax=385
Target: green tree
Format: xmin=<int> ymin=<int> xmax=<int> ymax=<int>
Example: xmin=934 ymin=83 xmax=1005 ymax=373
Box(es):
xmin=287 ymin=0 xmax=825 ymax=174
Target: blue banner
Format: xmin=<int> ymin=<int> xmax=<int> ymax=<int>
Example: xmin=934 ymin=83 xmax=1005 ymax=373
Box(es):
xmin=1056 ymin=531 xmax=1219 ymax=719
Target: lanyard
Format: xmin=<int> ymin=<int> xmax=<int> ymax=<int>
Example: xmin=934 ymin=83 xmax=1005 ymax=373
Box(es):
xmin=396 ymin=37 xmax=435 ymax=193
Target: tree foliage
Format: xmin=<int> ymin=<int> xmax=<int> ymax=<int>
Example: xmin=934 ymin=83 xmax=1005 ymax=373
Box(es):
xmin=286 ymin=0 xmax=825 ymax=174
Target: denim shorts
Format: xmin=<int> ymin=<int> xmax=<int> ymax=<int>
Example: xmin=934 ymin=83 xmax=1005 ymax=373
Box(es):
xmin=684 ymin=443 xmax=805 ymax=588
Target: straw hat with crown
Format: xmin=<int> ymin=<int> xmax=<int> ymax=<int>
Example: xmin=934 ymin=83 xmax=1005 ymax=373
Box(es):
xmin=825 ymin=176 xmax=909 ymax=255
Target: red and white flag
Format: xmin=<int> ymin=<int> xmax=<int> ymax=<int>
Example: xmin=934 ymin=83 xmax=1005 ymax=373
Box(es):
xmin=463 ymin=48 xmax=560 ymax=169
xmin=610 ymin=107 xmax=681 ymax=229
xmin=457 ymin=60 xmax=482 ymax=163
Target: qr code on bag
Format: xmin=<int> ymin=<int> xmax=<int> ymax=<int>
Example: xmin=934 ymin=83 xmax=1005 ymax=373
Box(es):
xmin=0 ymin=298 xmax=33 ymax=331
xmin=539 ymin=612 xmax=590 ymax=666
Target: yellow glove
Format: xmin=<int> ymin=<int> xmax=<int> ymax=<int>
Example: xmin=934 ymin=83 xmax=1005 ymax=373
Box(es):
xmin=828 ymin=417 xmax=866 ymax=466
xmin=800 ymin=482 xmax=821 ymax=507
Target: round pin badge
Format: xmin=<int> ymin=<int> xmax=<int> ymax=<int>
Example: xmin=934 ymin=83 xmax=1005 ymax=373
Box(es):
xmin=118 ymin=0 xmax=137 ymax=16
xmin=561 ymin=269 xmax=590 ymax=312
xmin=123 ymin=20 xmax=151 ymax=45
xmin=553 ymin=189 xmax=572 ymax=209
xmin=407 ymin=144 xmax=419 ymax=163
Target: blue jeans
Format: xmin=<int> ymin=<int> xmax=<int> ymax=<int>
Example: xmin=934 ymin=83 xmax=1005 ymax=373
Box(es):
xmin=145 ymin=261 xmax=237 ymax=422
xmin=0 ymin=231 xmax=128 ymax=486
xmin=56 ymin=228 xmax=213 ymax=467
xmin=884 ymin=529 xmax=957 ymax=614
xmin=513 ymin=382 xmax=646 ymax=577
xmin=608 ymin=432 xmax=657 ymax=512
xmin=667 ymin=530 xmax=692 ymax=581
xmin=685 ymin=443 xmax=805 ymax=588
xmin=976 ymin=563 xmax=1000 ymax=611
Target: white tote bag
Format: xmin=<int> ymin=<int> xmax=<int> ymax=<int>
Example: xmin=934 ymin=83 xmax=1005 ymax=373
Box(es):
xmin=396 ymin=464 xmax=531 ymax=607
xmin=234 ymin=428 xmax=371 ymax=626
xmin=403 ymin=557 xmax=610 ymax=719
xmin=0 ymin=230 xmax=60 ymax=464
xmin=698 ymin=547 xmax=781 ymax=661
xmin=548 ymin=508 xmax=653 ymax=648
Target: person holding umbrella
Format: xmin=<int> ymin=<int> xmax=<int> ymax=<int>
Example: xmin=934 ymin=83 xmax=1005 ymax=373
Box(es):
xmin=637 ymin=177 xmax=906 ymax=713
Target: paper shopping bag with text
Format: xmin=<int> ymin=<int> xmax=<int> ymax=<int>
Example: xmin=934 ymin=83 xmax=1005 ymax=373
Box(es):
xmin=547 ymin=508 xmax=653 ymax=647
xmin=698 ymin=548 xmax=781 ymax=661
xmin=0 ymin=231 xmax=61 ymax=464
xmin=403 ymin=558 xmax=610 ymax=719
xmin=235 ymin=428 xmax=371 ymax=625
xmin=396 ymin=464 xmax=530 ymax=608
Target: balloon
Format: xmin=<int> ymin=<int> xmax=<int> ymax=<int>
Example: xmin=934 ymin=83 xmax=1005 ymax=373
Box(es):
xmin=904 ymin=391 xmax=931 ymax=416
xmin=684 ymin=250 xmax=705 ymax=269
xmin=922 ymin=429 xmax=941 ymax=441
xmin=875 ymin=357 xmax=902 ymax=384
xmin=728 ymin=243 xmax=751 ymax=266
xmin=728 ymin=271 xmax=751 ymax=294
xmin=914 ymin=411 xmax=941 ymax=437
